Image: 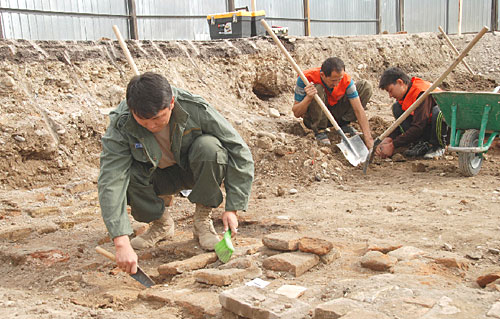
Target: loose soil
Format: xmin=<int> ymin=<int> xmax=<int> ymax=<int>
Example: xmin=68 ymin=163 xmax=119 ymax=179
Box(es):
xmin=0 ymin=31 xmax=499 ymax=318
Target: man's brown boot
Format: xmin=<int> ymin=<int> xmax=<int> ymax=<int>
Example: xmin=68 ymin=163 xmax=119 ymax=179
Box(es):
xmin=192 ymin=203 xmax=220 ymax=251
xmin=130 ymin=211 xmax=174 ymax=249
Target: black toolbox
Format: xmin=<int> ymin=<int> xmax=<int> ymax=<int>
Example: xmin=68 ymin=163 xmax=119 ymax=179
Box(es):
xmin=207 ymin=10 xmax=266 ymax=39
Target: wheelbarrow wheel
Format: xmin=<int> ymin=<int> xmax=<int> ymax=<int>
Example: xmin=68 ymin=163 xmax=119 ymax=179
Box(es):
xmin=458 ymin=129 xmax=483 ymax=176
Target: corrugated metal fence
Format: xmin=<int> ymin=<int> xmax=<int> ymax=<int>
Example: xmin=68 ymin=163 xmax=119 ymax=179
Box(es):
xmin=0 ymin=0 xmax=498 ymax=40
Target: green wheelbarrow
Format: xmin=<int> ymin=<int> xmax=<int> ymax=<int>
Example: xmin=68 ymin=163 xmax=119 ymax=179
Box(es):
xmin=431 ymin=88 xmax=500 ymax=176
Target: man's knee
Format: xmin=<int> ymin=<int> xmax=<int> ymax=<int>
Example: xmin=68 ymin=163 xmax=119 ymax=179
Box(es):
xmin=356 ymin=80 xmax=373 ymax=108
xmin=189 ymin=135 xmax=224 ymax=163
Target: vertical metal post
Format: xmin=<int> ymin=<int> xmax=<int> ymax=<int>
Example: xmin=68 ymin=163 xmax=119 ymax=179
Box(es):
xmin=492 ymin=0 xmax=498 ymax=31
xmin=458 ymin=0 xmax=463 ymax=35
xmin=0 ymin=13 xmax=4 ymax=39
xmin=304 ymin=0 xmax=311 ymax=36
xmin=251 ymin=0 xmax=256 ymax=11
xmin=127 ymin=0 xmax=138 ymax=40
xmin=227 ymin=0 xmax=235 ymax=12
xmin=376 ymin=0 xmax=382 ymax=34
xmin=398 ymin=0 xmax=405 ymax=32
xmin=445 ymin=0 xmax=450 ymax=33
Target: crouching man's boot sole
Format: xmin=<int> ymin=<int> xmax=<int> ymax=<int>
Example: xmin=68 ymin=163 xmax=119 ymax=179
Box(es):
xmin=193 ymin=203 xmax=220 ymax=251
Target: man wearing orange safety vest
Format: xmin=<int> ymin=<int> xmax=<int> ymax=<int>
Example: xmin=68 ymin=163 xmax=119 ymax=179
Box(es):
xmin=292 ymin=57 xmax=374 ymax=149
xmin=375 ymin=67 xmax=448 ymax=159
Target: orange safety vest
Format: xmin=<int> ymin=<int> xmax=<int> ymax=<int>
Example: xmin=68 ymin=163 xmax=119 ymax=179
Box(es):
xmin=303 ymin=68 xmax=351 ymax=107
xmin=399 ymin=77 xmax=442 ymax=114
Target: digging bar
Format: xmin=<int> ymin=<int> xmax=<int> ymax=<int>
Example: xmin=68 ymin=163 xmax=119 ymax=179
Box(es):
xmin=438 ymin=26 xmax=474 ymax=75
xmin=95 ymin=246 xmax=156 ymax=288
xmin=260 ymin=19 xmax=368 ymax=166
xmin=363 ymin=26 xmax=489 ymax=174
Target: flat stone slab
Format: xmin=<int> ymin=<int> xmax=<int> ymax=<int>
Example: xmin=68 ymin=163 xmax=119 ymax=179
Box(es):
xmin=298 ymin=237 xmax=333 ymax=256
xmin=195 ymin=268 xmax=247 ymax=286
xmin=158 ymin=253 xmax=217 ymax=275
xmin=360 ymin=251 xmax=398 ymax=271
xmin=314 ymin=298 xmax=365 ymax=319
xmin=275 ymin=285 xmax=307 ymax=299
xmin=262 ymin=251 xmax=319 ymax=277
xmin=139 ymin=288 xmax=220 ymax=319
xmin=262 ymin=232 xmax=302 ymax=251
xmin=219 ymin=285 xmax=310 ymax=319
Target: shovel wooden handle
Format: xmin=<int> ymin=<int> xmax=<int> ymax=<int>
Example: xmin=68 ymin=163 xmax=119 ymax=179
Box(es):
xmin=260 ymin=19 xmax=342 ymax=132
xmin=377 ymin=26 xmax=489 ymax=142
xmin=112 ymin=25 xmax=140 ymax=76
xmin=95 ymin=246 xmax=116 ymax=261
xmin=438 ymin=26 xmax=474 ymax=75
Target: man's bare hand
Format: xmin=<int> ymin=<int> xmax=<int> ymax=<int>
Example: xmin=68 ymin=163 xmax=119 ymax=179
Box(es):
xmin=375 ymin=137 xmax=394 ymax=158
xmin=113 ymin=235 xmax=138 ymax=274
xmin=304 ymin=83 xmax=318 ymax=98
xmin=222 ymin=211 xmax=238 ymax=238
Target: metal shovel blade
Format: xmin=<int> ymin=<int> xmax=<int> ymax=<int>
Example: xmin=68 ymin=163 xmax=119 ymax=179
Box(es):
xmin=131 ymin=267 xmax=156 ymax=288
xmin=336 ymin=134 xmax=369 ymax=166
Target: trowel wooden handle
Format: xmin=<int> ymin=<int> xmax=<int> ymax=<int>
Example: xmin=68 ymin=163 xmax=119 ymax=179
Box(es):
xmin=95 ymin=246 xmax=116 ymax=261
xmin=112 ymin=25 xmax=140 ymax=76
xmin=260 ymin=19 xmax=341 ymax=132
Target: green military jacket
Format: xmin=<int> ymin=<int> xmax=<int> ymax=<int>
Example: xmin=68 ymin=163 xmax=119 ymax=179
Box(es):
xmin=98 ymin=87 xmax=254 ymax=238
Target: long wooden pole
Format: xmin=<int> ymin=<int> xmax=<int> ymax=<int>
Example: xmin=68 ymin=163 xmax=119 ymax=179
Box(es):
xmin=438 ymin=26 xmax=474 ymax=75
xmin=364 ymin=26 xmax=489 ymax=173
xmin=251 ymin=0 xmax=256 ymax=12
xmin=112 ymin=25 xmax=140 ymax=76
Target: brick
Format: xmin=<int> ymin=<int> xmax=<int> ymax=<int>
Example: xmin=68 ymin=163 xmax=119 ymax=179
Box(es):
xmin=158 ymin=253 xmax=217 ymax=275
xmin=140 ymin=288 xmax=220 ymax=319
xmin=431 ymin=255 xmax=469 ymax=270
xmin=262 ymin=232 xmax=302 ymax=251
xmin=262 ymin=252 xmax=319 ymax=277
xmin=298 ymin=237 xmax=333 ymax=255
xmin=275 ymin=285 xmax=307 ymax=299
xmin=388 ymin=246 xmax=425 ymax=261
xmin=219 ymin=285 xmax=310 ymax=319
xmin=195 ymin=268 xmax=247 ymax=286
xmin=360 ymin=251 xmax=397 ymax=271
xmin=477 ymin=272 xmax=500 ymax=288
xmin=0 ymin=226 xmax=35 ymax=241
xmin=314 ymin=298 xmax=364 ymax=319
xmin=27 ymin=206 xmax=61 ymax=217
xmin=320 ymin=248 xmax=340 ymax=265
xmin=367 ymin=242 xmax=402 ymax=254
xmin=176 ymin=291 xmax=220 ymax=319
xmin=341 ymin=310 xmax=390 ymax=319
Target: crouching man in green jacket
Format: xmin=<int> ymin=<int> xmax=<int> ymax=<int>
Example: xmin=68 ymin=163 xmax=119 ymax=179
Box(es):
xmin=98 ymin=72 xmax=254 ymax=274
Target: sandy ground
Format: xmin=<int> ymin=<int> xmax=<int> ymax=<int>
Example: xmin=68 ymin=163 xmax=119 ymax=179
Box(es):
xmin=0 ymin=31 xmax=499 ymax=318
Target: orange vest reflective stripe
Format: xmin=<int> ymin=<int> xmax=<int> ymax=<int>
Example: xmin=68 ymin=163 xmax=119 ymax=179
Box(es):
xmin=399 ymin=77 xmax=442 ymax=115
xmin=303 ymin=68 xmax=351 ymax=106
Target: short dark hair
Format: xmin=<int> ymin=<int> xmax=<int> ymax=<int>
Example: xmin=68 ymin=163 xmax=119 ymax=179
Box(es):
xmin=321 ymin=57 xmax=345 ymax=77
xmin=126 ymin=72 xmax=173 ymax=119
xmin=379 ymin=67 xmax=411 ymax=89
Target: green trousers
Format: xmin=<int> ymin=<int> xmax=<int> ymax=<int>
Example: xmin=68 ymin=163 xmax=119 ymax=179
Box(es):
xmin=303 ymin=79 xmax=372 ymax=133
xmin=126 ymin=134 xmax=227 ymax=223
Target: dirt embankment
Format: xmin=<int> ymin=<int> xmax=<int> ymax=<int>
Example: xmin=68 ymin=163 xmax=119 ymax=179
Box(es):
xmin=0 ymin=32 xmax=499 ymax=319
xmin=0 ymin=33 xmax=498 ymax=190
